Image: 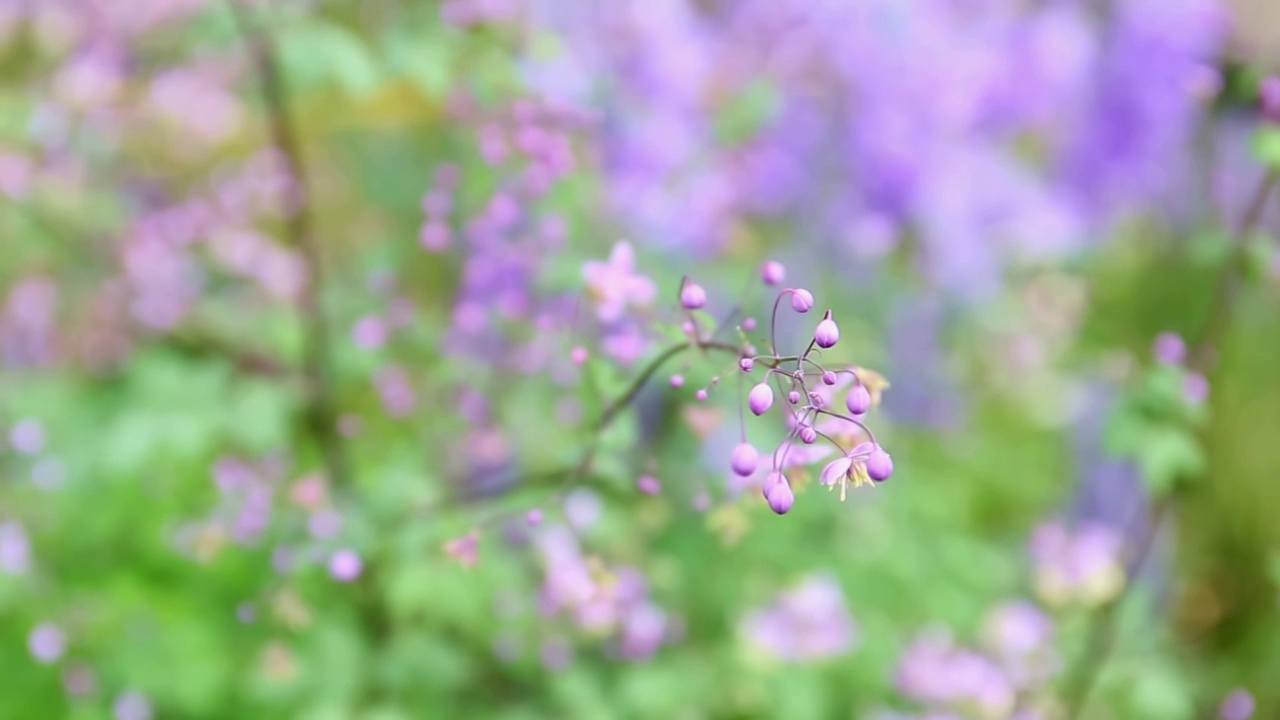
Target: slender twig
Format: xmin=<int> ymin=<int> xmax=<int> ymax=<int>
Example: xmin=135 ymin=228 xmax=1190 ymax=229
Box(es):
xmin=227 ymin=1 xmax=352 ymax=488
xmin=1061 ymin=169 xmax=1276 ymax=719
xmin=595 ymin=340 xmax=742 ymax=431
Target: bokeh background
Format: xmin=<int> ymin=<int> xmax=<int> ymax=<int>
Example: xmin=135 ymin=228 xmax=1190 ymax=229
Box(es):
xmin=3 ymin=1 xmax=1280 ymax=718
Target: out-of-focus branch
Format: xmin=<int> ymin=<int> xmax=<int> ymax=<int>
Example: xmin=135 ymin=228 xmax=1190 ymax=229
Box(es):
xmin=1062 ymin=169 xmax=1277 ymax=719
xmin=226 ymin=1 xmax=352 ymax=488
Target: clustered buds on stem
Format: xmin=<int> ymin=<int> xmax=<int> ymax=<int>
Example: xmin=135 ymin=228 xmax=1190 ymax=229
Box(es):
xmin=731 ymin=285 xmax=894 ymax=515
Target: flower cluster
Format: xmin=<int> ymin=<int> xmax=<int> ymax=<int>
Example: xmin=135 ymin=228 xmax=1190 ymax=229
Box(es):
xmin=731 ymin=284 xmax=894 ymax=514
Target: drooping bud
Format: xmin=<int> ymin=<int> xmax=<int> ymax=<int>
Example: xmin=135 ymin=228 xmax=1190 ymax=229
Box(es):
xmin=670 ymin=374 xmax=685 ymax=388
xmin=799 ymin=426 xmax=817 ymax=444
xmin=680 ymin=281 xmax=707 ymax=310
xmin=761 ymin=260 xmax=785 ymax=286
xmin=814 ymin=311 xmax=839 ymax=349
xmin=748 ymin=383 xmax=774 ymax=415
xmin=822 ymin=371 xmax=837 ymax=386
xmin=787 ymin=390 xmax=801 ymax=405
xmin=695 ymin=389 xmax=708 ymax=401
xmin=765 ymin=480 xmax=794 ymax=515
xmin=742 ymin=317 xmax=757 ymax=331
xmin=739 ymin=357 xmax=755 ymax=372
xmin=790 ymin=288 xmax=814 ymax=313
xmin=731 ymin=442 xmax=759 ymax=477
xmin=846 ymin=383 xmax=872 ymax=415
xmin=866 ymin=449 xmax=894 ymax=482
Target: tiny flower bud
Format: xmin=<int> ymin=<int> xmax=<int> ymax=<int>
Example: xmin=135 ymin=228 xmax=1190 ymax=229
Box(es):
xmin=670 ymin=374 xmax=685 ymax=388
xmin=807 ymin=392 xmax=826 ymax=409
xmin=695 ymin=389 xmax=708 ymax=401
xmin=846 ymin=383 xmax=872 ymax=415
xmin=710 ymin=376 xmax=720 ymax=385
xmin=637 ymin=475 xmax=661 ymax=495
xmin=787 ymin=390 xmax=801 ymax=405
xmin=731 ymin=442 xmax=760 ymax=477
xmin=799 ymin=426 xmax=817 ymax=444
xmin=740 ymin=358 xmax=755 ymax=372
xmin=748 ymin=383 xmax=774 ymax=415
xmin=742 ymin=317 xmax=757 ymax=331
xmin=765 ymin=480 xmax=794 ymax=515
xmin=526 ymin=509 xmax=543 ymax=526
xmin=680 ymin=282 xmax=707 ymax=309
xmin=822 ymin=371 xmax=837 ymax=386
xmin=762 ymin=260 xmax=786 ymax=286
xmin=570 ymin=346 xmax=588 ymax=365
xmin=814 ymin=311 xmax=839 ymax=348
xmin=866 ymin=449 xmax=893 ymax=482
xmin=790 ymin=288 xmax=814 ymax=313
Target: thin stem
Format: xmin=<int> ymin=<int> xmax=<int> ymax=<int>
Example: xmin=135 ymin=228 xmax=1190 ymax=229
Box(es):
xmin=227 ymin=0 xmax=351 ymax=488
xmin=1060 ymin=168 xmax=1277 ymax=719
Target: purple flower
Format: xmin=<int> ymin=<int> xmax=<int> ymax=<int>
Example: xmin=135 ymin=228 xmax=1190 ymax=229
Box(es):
xmin=740 ymin=574 xmax=858 ymax=662
xmin=814 ymin=311 xmax=840 ymax=348
xmin=679 ymin=280 xmax=707 ymax=309
xmin=329 ymin=548 xmax=362 ymax=582
xmin=582 ymin=241 xmax=658 ymax=322
xmin=866 ymin=449 xmax=893 ymax=482
xmin=761 ymin=260 xmax=785 ymax=285
xmin=846 ymin=383 xmax=872 ymax=415
xmin=765 ymin=478 xmax=794 ymax=514
xmin=636 ymin=475 xmax=662 ymax=495
xmin=1184 ymin=372 xmax=1210 ymax=404
xmin=445 ymin=532 xmax=480 ymax=568
xmin=790 ymin=288 xmax=814 ymax=313
xmin=113 ymin=690 xmax=153 ymax=720
xmin=28 ymin=622 xmax=66 ymax=664
xmin=748 ymin=382 xmax=774 ymax=416
xmin=1153 ymin=331 xmax=1186 ymax=365
xmin=731 ymin=442 xmax=759 ymax=477
xmin=1220 ymin=688 xmax=1255 ymax=720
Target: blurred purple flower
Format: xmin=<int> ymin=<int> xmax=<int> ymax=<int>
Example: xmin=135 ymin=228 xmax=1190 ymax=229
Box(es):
xmin=740 ymin=573 xmax=858 ymax=663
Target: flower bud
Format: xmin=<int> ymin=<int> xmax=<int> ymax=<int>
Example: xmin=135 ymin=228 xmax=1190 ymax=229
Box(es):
xmin=748 ymin=382 xmax=774 ymax=415
xmin=762 ymin=471 xmax=784 ymax=497
xmin=680 ymin=282 xmax=707 ymax=309
xmin=790 ymin=288 xmax=814 ymax=313
xmin=695 ymin=389 xmax=708 ymax=401
xmin=670 ymin=374 xmax=685 ymax=388
xmin=822 ymin=371 xmax=837 ymax=386
xmin=762 ymin=260 xmax=786 ymax=286
xmin=846 ymin=383 xmax=871 ymax=415
xmin=787 ymin=390 xmax=801 ymax=405
xmin=731 ymin=442 xmax=759 ymax=477
xmin=799 ymin=426 xmax=817 ymax=444
xmin=814 ymin=311 xmax=839 ymax=348
xmin=637 ymin=475 xmax=662 ymax=495
xmin=765 ymin=480 xmax=794 ymax=515
xmin=742 ymin=317 xmax=757 ymax=331
xmin=739 ymin=357 xmax=755 ymax=372
xmin=866 ymin=449 xmax=893 ymax=482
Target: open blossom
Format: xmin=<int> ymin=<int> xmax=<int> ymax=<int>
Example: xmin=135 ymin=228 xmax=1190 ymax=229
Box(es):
xmin=582 ymin=241 xmax=657 ymax=322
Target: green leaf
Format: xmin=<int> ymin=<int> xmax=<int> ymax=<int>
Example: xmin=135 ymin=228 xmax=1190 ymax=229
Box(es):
xmin=1252 ymin=127 xmax=1280 ymax=169
xmin=1135 ymin=426 xmax=1205 ymax=494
